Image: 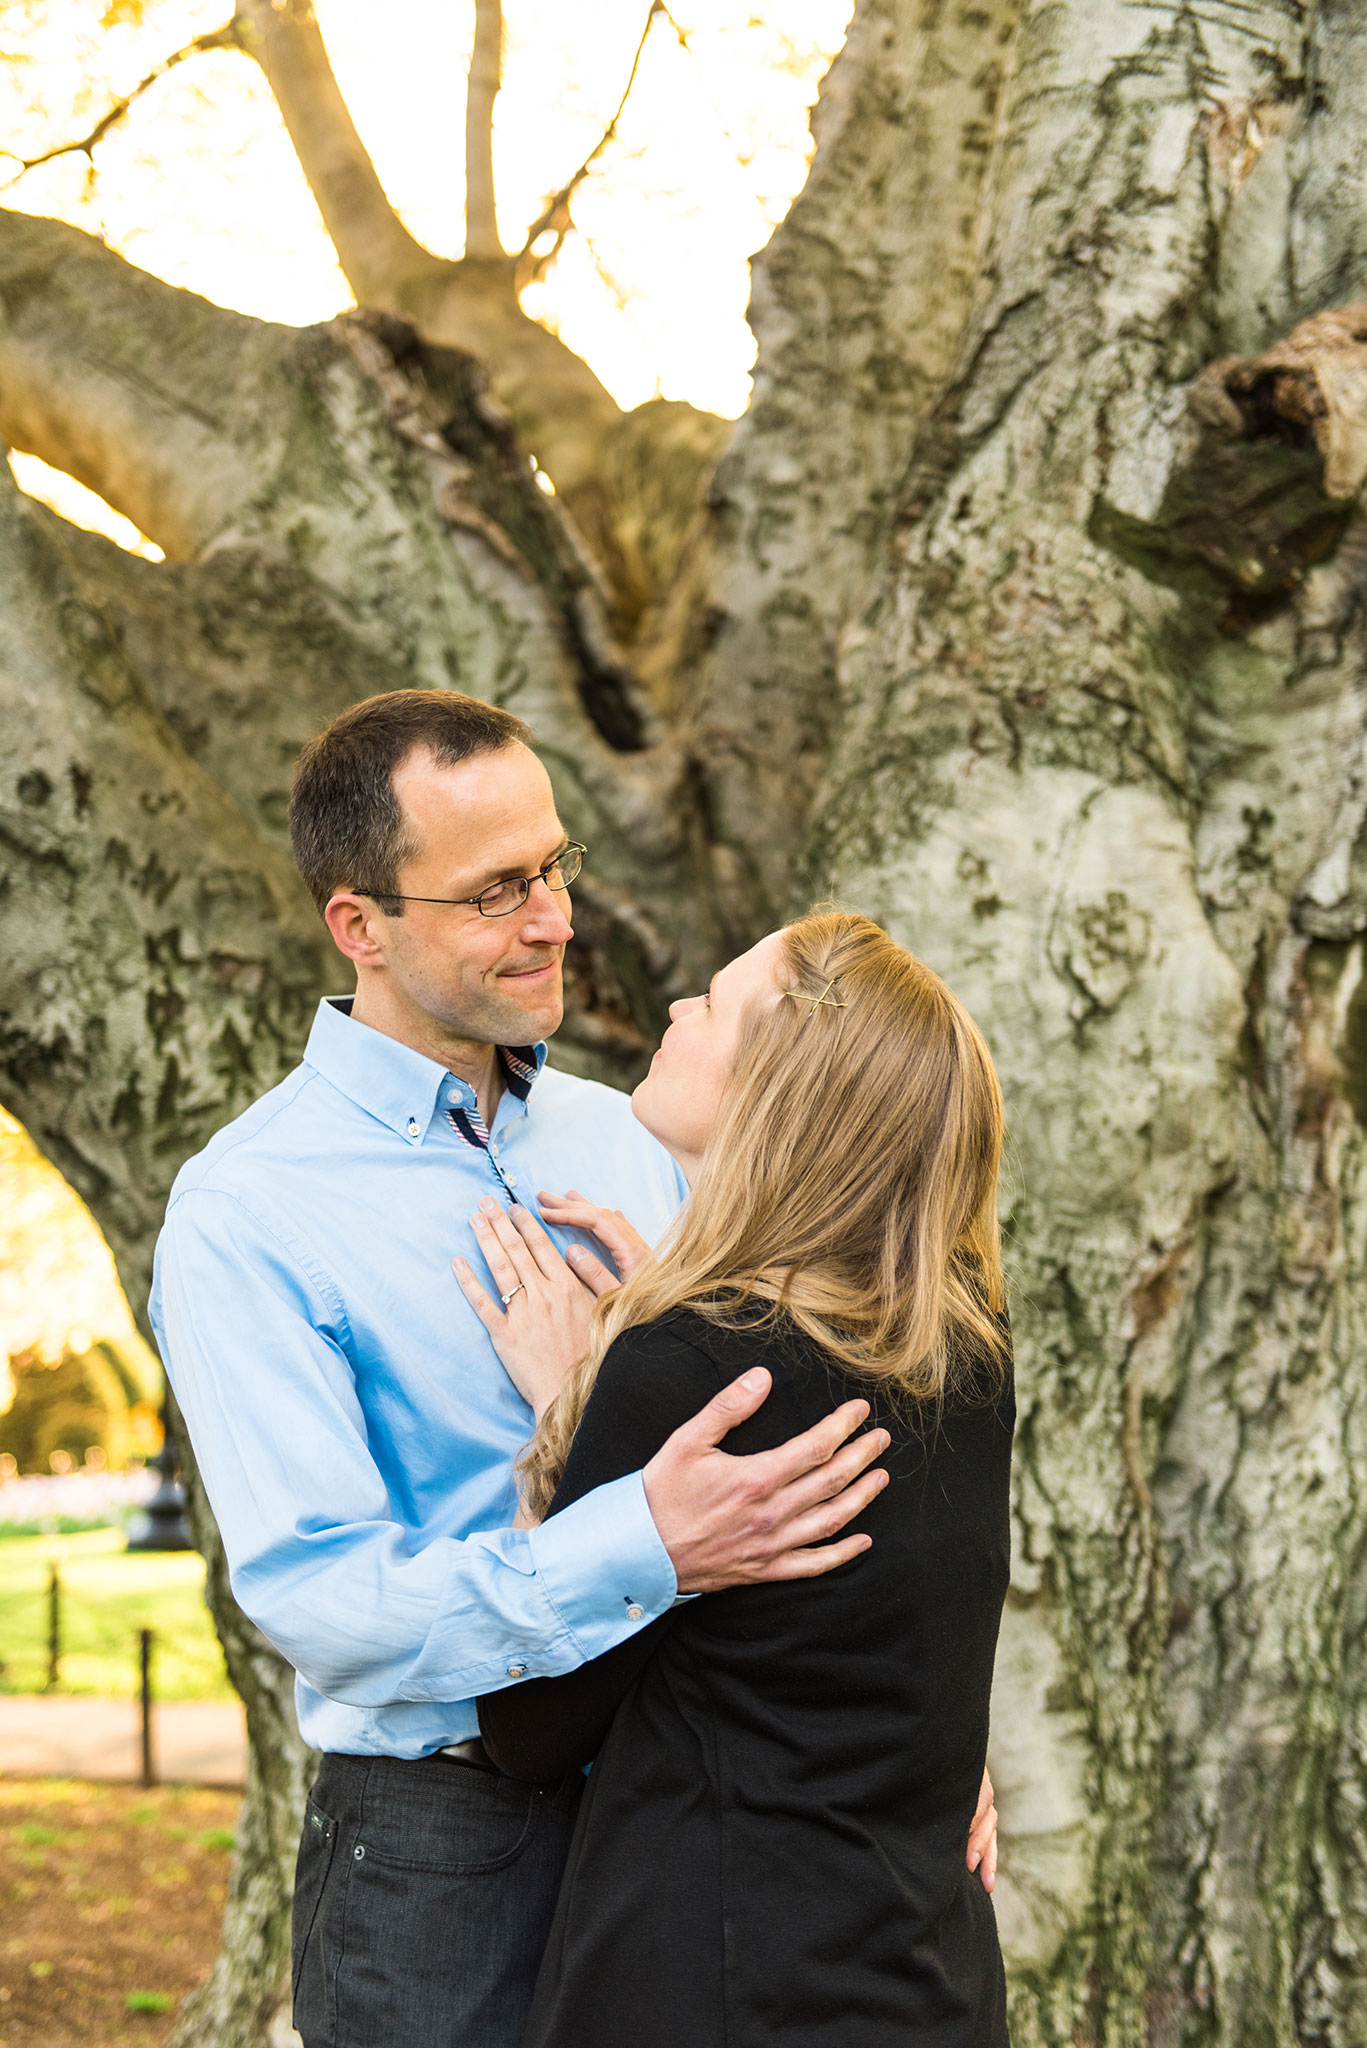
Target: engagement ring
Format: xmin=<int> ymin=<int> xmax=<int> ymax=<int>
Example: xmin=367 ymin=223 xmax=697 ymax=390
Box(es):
xmin=500 ymin=1283 xmax=525 ymax=1307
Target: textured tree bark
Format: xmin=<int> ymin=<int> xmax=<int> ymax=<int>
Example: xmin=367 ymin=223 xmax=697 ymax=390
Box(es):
xmin=6 ymin=0 xmax=1367 ymax=2042
xmin=689 ymin=4 xmax=1367 ymax=2043
xmin=0 ymin=461 xmax=327 ymax=2045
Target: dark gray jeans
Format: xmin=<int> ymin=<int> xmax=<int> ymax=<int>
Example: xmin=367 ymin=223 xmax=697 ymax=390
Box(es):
xmin=292 ymin=1751 xmax=583 ymax=2048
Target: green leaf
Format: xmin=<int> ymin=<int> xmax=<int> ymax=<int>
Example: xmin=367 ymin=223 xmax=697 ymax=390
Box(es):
xmin=125 ymin=1991 xmax=174 ymax=2013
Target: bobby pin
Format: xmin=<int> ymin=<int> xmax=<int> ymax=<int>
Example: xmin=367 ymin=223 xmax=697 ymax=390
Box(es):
xmin=783 ymin=979 xmax=849 ymax=1022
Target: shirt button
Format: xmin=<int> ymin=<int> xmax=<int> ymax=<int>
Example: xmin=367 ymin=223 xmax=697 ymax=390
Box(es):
xmin=626 ymin=1604 xmax=645 ymax=1622
xmin=507 ymin=1662 xmax=526 ymax=1679
xmin=406 ymin=1118 xmax=420 ymax=1138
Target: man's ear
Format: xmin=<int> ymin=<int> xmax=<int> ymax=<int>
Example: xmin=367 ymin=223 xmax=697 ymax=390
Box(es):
xmin=324 ymin=891 xmax=388 ymax=966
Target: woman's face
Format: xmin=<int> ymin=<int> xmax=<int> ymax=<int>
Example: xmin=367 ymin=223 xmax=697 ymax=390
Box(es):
xmin=631 ymin=930 xmax=788 ymax=1179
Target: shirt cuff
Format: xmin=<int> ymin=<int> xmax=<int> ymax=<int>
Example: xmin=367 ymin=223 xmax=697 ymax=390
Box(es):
xmin=527 ymin=1470 xmax=677 ymax=1662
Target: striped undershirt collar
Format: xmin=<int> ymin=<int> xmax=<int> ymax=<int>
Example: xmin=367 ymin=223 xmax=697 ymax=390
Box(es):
xmin=447 ymin=1044 xmax=539 ymax=1153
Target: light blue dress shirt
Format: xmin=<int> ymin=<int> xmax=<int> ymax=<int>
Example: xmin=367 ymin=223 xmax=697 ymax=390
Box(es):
xmin=150 ymin=997 xmax=688 ymax=1758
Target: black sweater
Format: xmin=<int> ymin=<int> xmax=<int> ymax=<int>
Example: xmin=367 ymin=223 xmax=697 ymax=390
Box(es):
xmin=479 ymin=1306 xmax=1014 ymax=2048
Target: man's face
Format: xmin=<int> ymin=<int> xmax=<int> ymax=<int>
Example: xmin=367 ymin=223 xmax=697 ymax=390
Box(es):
xmin=349 ymin=743 xmax=576 ymax=1047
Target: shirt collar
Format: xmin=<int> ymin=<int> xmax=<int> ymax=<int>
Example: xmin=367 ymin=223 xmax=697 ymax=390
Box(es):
xmin=302 ymin=997 xmax=548 ymax=1143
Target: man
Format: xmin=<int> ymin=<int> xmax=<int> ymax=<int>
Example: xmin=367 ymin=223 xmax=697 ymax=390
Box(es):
xmin=152 ymin=690 xmax=996 ymax=2048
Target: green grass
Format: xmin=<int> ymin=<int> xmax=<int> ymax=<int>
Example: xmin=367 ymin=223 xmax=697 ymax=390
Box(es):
xmin=0 ymin=1529 xmax=233 ymax=1700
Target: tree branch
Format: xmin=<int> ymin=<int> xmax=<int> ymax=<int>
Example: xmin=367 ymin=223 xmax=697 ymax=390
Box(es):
xmin=228 ymin=0 xmax=646 ymax=591
xmin=0 ymin=22 xmax=240 ymax=192
xmin=464 ymin=0 xmax=504 ymax=260
xmin=516 ymin=0 xmax=661 ymax=271
xmin=0 ymin=207 xmax=298 ymax=556
xmin=232 ymin=0 xmax=444 ymax=310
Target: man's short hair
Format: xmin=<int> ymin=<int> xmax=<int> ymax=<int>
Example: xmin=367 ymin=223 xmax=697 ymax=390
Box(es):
xmin=289 ymin=690 xmax=532 ymax=915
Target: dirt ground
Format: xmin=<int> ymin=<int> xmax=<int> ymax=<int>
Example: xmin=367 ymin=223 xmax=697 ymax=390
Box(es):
xmin=0 ymin=1778 xmax=240 ymax=2046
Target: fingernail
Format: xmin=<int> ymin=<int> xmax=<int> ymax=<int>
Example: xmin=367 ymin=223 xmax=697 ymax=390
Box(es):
xmin=480 ymin=1196 xmax=499 ymax=1213
xmin=877 ymin=1471 xmax=890 ymax=1490
xmin=566 ymin=1245 xmax=584 ymax=1261
xmin=740 ymin=1370 xmax=765 ymax=1391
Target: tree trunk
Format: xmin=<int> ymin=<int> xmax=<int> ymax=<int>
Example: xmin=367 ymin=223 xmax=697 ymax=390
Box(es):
xmin=692 ymin=4 xmax=1367 ymax=2042
xmin=5 ymin=0 xmax=1367 ymax=2042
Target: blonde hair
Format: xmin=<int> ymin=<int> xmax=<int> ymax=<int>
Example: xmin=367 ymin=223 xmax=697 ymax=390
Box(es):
xmin=519 ymin=910 xmax=1008 ymax=1517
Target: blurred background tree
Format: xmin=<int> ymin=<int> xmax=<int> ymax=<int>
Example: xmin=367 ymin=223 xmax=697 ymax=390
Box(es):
xmin=0 ymin=1106 xmax=161 ymax=1470
xmin=4 ymin=3 xmax=1367 ymax=2046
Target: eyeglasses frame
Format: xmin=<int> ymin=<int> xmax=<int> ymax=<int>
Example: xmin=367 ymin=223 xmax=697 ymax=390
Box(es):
xmin=351 ymin=842 xmax=587 ymax=918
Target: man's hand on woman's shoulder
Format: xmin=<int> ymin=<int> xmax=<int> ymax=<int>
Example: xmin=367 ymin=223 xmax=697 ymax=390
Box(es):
xmin=644 ymin=1367 xmax=890 ymax=1593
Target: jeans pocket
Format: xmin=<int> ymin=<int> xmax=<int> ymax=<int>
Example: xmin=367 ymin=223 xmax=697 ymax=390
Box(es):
xmin=292 ymin=1795 xmax=340 ymax=2026
xmin=331 ymin=1774 xmax=556 ymax=2048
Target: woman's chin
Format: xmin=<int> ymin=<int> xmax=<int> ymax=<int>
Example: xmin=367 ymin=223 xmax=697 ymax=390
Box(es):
xmin=631 ymin=1076 xmax=674 ymax=1148
xmin=629 ymin=1074 xmax=657 ymax=1132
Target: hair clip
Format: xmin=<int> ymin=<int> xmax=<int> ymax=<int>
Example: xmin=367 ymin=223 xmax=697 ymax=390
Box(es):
xmin=783 ymin=978 xmax=849 ymax=1023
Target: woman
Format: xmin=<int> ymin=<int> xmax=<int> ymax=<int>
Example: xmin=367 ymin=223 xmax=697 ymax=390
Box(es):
xmin=455 ymin=911 xmax=1014 ymax=2047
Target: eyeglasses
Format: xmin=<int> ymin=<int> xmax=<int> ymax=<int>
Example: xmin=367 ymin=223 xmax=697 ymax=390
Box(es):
xmin=353 ymin=843 xmax=586 ymax=918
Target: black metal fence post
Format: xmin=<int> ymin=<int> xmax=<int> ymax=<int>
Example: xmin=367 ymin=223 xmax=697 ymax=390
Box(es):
xmin=45 ymin=1561 xmax=60 ymax=1691
xmin=139 ymin=1627 xmax=156 ymax=1788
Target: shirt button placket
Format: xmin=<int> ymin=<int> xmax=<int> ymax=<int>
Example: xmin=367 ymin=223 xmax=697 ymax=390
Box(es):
xmin=489 ymin=1137 xmax=517 ymax=1200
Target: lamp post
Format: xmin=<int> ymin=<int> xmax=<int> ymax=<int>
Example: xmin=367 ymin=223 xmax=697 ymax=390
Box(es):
xmin=126 ymin=1397 xmax=193 ymax=1552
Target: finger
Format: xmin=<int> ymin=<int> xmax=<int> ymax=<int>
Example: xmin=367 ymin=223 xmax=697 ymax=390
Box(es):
xmin=507 ymin=1202 xmax=576 ymax=1282
xmin=564 ymin=1242 xmax=621 ymax=1298
xmin=586 ymin=1211 xmax=647 ymax=1272
xmin=672 ymin=1367 xmax=774 ymax=1448
xmin=967 ymin=1802 xmax=997 ymax=1872
xmin=761 ymin=1531 xmax=873 ymax=1581
xmin=970 ymin=1768 xmax=994 ymax=1834
xmin=537 ymin=1193 xmax=615 ymax=1241
xmin=452 ymin=1256 xmax=504 ymax=1333
xmin=537 ymin=1190 xmax=597 ymax=1216
xmin=777 ymin=1464 xmax=888 ymax=1550
xmin=477 ymin=1202 xmax=544 ymax=1281
xmin=469 ymin=1208 xmax=535 ymax=1295
xmin=771 ymin=1424 xmax=890 ymax=1518
xmin=981 ymin=1829 xmax=998 ymax=1894
xmin=738 ymin=1399 xmax=873 ymax=1492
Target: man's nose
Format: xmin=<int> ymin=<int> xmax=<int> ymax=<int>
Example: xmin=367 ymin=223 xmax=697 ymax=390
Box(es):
xmin=519 ymin=877 xmax=574 ymax=942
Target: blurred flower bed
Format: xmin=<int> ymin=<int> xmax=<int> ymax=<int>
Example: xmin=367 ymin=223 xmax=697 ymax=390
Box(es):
xmin=0 ymin=1468 xmax=156 ymax=1539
